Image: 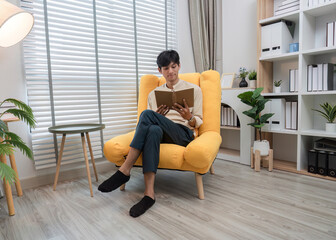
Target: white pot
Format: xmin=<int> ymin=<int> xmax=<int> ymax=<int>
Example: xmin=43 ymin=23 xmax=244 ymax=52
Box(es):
xmin=249 ymin=80 xmax=256 ymax=88
xmin=253 ymin=140 xmax=270 ymax=156
xmin=274 ymin=86 xmax=281 ymax=93
xmin=326 ymin=123 xmax=336 ymax=132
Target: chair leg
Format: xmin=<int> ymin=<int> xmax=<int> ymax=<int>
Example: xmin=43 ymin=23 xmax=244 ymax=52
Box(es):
xmin=195 ymin=173 xmax=204 ymax=200
xmin=250 ymin=147 xmax=254 ymax=168
xmin=120 ymin=183 xmax=126 ymax=191
xmin=268 ymin=149 xmax=273 ymax=172
xmin=210 ymin=164 xmax=215 ymax=175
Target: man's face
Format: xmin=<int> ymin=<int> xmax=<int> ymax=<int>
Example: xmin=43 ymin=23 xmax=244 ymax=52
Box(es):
xmin=158 ymin=62 xmax=181 ymax=82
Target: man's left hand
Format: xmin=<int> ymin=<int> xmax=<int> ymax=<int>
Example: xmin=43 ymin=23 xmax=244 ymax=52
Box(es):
xmin=172 ymin=99 xmax=192 ymax=120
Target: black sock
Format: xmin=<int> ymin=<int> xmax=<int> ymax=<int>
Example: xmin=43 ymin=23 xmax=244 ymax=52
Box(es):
xmin=98 ymin=170 xmax=130 ymax=193
xmin=129 ymin=196 xmax=155 ymax=218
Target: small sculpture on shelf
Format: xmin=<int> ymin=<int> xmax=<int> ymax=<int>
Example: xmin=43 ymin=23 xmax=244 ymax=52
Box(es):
xmin=274 ymin=80 xmax=282 ymax=93
xmin=312 ymin=102 xmax=336 ymax=132
xmin=238 ymin=67 xmax=248 ymax=88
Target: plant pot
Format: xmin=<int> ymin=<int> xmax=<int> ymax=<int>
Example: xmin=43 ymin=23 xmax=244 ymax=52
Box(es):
xmin=239 ymin=77 xmax=248 ymax=88
xmin=249 ymin=80 xmax=256 ymax=88
xmin=253 ymin=140 xmax=270 ymax=156
xmin=326 ymin=123 xmax=336 ymax=132
xmin=274 ymin=86 xmax=281 ymax=93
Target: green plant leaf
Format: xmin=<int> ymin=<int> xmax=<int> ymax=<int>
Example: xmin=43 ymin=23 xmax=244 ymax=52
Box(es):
xmin=237 ymin=91 xmax=253 ymax=101
xmin=0 ymin=162 xmax=17 ymax=184
xmin=1 ymin=98 xmax=33 ymax=115
xmin=243 ymin=106 xmax=258 ymax=119
xmin=3 ymin=109 xmax=36 ymax=128
xmin=248 ymin=122 xmax=264 ymax=128
xmin=0 ymin=143 xmax=14 ymax=156
xmin=252 ymin=87 xmax=263 ymax=99
xmin=260 ymin=113 xmax=274 ymax=123
xmin=4 ymin=138 xmax=34 ymax=160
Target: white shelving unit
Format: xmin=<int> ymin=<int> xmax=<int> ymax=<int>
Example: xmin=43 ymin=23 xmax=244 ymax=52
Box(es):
xmin=257 ymin=0 xmax=336 ymax=181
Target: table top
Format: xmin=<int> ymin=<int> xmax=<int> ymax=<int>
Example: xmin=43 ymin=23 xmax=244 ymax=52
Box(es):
xmin=48 ymin=123 xmax=105 ymax=134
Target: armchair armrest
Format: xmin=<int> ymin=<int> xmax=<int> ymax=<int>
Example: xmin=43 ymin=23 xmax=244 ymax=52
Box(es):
xmin=103 ymin=130 xmax=135 ymax=163
xmin=184 ymin=131 xmax=222 ymax=169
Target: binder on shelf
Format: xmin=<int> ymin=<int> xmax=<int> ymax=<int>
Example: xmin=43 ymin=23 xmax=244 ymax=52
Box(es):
xmin=308 ymin=149 xmax=318 ymax=173
xmin=312 ymin=65 xmax=318 ymax=91
xmin=334 ymin=21 xmax=336 ymax=46
xmin=317 ymin=64 xmax=323 ymax=91
xmin=289 ymin=69 xmax=295 ymax=92
xmin=270 ymin=98 xmax=286 ymax=130
xmin=295 ymin=69 xmax=299 ymax=92
xmin=307 ymin=65 xmax=313 ymax=92
xmin=291 ymin=101 xmax=298 ymax=130
xmin=322 ymin=63 xmax=334 ymax=91
xmin=326 ymin=22 xmax=334 ymax=47
xmin=285 ymin=101 xmax=291 ymax=129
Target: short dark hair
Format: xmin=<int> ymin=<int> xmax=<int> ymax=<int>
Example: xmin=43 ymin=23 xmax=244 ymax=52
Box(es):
xmin=156 ymin=50 xmax=180 ymax=69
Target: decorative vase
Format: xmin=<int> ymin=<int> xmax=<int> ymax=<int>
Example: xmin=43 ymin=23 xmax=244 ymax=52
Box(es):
xmin=253 ymin=140 xmax=270 ymax=156
xmin=249 ymin=80 xmax=256 ymax=88
xmin=239 ymin=77 xmax=248 ymax=88
xmin=326 ymin=123 xmax=336 ymax=132
xmin=274 ymin=86 xmax=281 ymax=93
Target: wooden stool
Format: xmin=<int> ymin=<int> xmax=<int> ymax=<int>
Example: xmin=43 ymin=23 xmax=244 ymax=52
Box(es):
xmin=0 ymin=117 xmax=23 ymax=216
xmin=250 ymin=147 xmax=273 ymax=172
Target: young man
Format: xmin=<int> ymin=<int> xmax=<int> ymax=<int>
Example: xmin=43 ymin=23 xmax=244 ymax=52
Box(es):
xmin=98 ymin=50 xmax=203 ymax=217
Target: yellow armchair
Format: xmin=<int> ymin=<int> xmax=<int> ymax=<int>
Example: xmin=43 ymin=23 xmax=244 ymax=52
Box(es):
xmin=104 ymin=70 xmax=222 ymax=199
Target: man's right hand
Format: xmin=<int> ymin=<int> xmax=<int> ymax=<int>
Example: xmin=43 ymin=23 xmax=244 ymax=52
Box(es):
xmin=156 ymin=105 xmax=170 ymax=116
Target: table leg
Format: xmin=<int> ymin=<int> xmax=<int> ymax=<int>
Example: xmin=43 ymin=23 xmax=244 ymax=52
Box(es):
xmin=81 ymin=133 xmax=93 ymax=197
xmin=53 ymin=134 xmax=66 ymax=191
xmin=85 ymin=132 xmax=98 ymax=182
xmin=0 ymin=154 xmax=15 ymax=216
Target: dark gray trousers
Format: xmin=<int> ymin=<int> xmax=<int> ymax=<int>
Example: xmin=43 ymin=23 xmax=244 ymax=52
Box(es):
xmin=130 ymin=110 xmax=194 ymax=173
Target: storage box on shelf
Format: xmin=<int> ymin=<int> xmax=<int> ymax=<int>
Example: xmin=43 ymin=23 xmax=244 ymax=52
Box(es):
xmin=257 ymin=0 xmax=336 ymax=180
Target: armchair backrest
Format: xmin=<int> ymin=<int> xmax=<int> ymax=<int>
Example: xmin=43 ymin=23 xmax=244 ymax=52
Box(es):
xmin=137 ymin=70 xmax=221 ymax=135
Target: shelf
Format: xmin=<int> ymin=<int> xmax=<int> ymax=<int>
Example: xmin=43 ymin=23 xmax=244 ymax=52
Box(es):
xmin=259 ymin=52 xmax=299 ymax=62
xmin=262 ymin=92 xmax=298 ymax=97
xmin=263 ymin=129 xmax=298 ymax=135
xmin=302 ymin=46 xmax=336 ymax=55
xmin=259 ymin=10 xmax=300 ymax=25
xmin=301 ymin=90 xmax=336 ymax=96
xmin=301 ymin=129 xmax=336 ymax=138
xmin=220 ymin=126 xmax=240 ymax=131
xmin=273 ymin=159 xmax=336 ymax=181
xmin=303 ymin=1 xmax=336 ymax=17
xmin=222 ymin=87 xmax=255 ymax=91
xmin=217 ymin=148 xmax=240 ymax=162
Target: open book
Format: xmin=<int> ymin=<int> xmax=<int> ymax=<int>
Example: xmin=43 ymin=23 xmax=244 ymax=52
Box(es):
xmin=154 ymin=88 xmax=194 ymax=108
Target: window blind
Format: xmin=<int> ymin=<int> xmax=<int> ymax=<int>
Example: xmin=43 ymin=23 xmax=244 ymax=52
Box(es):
xmin=21 ymin=0 xmax=177 ymax=170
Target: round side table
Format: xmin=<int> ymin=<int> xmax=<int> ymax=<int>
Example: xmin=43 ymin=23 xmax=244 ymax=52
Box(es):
xmin=48 ymin=123 xmax=105 ymax=197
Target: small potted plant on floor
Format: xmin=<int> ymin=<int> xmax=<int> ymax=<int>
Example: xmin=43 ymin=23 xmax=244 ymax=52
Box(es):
xmin=237 ymin=88 xmax=274 ymax=155
xmin=0 ymin=98 xmax=36 ymax=184
xmin=248 ymin=70 xmax=257 ymax=88
xmin=312 ymin=102 xmax=336 ymax=132
xmin=274 ymin=80 xmax=282 ymax=93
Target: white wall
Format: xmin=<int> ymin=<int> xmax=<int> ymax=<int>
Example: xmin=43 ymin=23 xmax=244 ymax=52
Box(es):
xmin=222 ymin=0 xmax=257 ymax=87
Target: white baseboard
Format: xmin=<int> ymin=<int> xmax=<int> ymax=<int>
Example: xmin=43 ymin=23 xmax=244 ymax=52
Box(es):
xmin=19 ymin=161 xmax=117 ymax=191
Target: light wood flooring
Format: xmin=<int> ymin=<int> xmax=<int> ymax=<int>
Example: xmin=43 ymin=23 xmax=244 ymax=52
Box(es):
xmin=1 ymin=160 xmax=336 ymax=240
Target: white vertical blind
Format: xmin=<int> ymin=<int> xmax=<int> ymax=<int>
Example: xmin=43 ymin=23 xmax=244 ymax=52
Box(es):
xmin=21 ymin=0 xmax=177 ymax=169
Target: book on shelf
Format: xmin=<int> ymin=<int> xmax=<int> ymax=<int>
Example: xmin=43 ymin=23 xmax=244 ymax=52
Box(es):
xmin=285 ymin=102 xmax=292 ymax=129
xmin=291 ymin=101 xmax=298 ymax=130
xmin=220 ymin=105 xmax=239 ymax=127
xmin=323 ymin=63 xmax=334 ymax=91
xmin=317 ymin=64 xmax=323 ymax=91
xmin=154 ymin=88 xmax=194 ymax=108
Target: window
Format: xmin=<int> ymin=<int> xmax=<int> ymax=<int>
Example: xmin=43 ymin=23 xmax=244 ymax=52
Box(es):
xmin=21 ymin=0 xmax=176 ymax=169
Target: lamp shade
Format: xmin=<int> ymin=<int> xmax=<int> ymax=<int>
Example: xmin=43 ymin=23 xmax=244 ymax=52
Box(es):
xmin=0 ymin=0 xmax=34 ymax=47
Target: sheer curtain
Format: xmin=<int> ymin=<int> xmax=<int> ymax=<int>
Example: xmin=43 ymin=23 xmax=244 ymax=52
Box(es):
xmin=188 ymin=0 xmax=217 ymax=72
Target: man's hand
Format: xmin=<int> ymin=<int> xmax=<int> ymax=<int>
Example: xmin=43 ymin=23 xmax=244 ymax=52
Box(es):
xmin=172 ymin=99 xmax=192 ymax=120
xmin=156 ymin=105 xmax=170 ymax=116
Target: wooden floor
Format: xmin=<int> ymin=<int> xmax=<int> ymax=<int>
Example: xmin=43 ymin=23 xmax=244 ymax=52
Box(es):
xmin=1 ymin=160 xmax=336 ymax=240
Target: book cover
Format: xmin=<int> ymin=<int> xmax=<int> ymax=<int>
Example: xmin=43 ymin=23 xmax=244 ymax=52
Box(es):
xmin=154 ymin=88 xmax=194 ymax=108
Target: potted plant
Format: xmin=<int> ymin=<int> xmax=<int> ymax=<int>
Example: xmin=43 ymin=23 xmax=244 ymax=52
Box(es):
xmin=312 ymin=102 xmax=336 ymax=132
xmin=0 ymin=98 xmax=36 ymax=184
xmin=238 ymin=67 xmax=249 ymax=88
xmin=238 ymin=87 xmax=274 ymax=156
xmin=248 ymin=70 xmax=257 ymax=88
xmin=274 ymin=80 xmax=282 ymax=93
